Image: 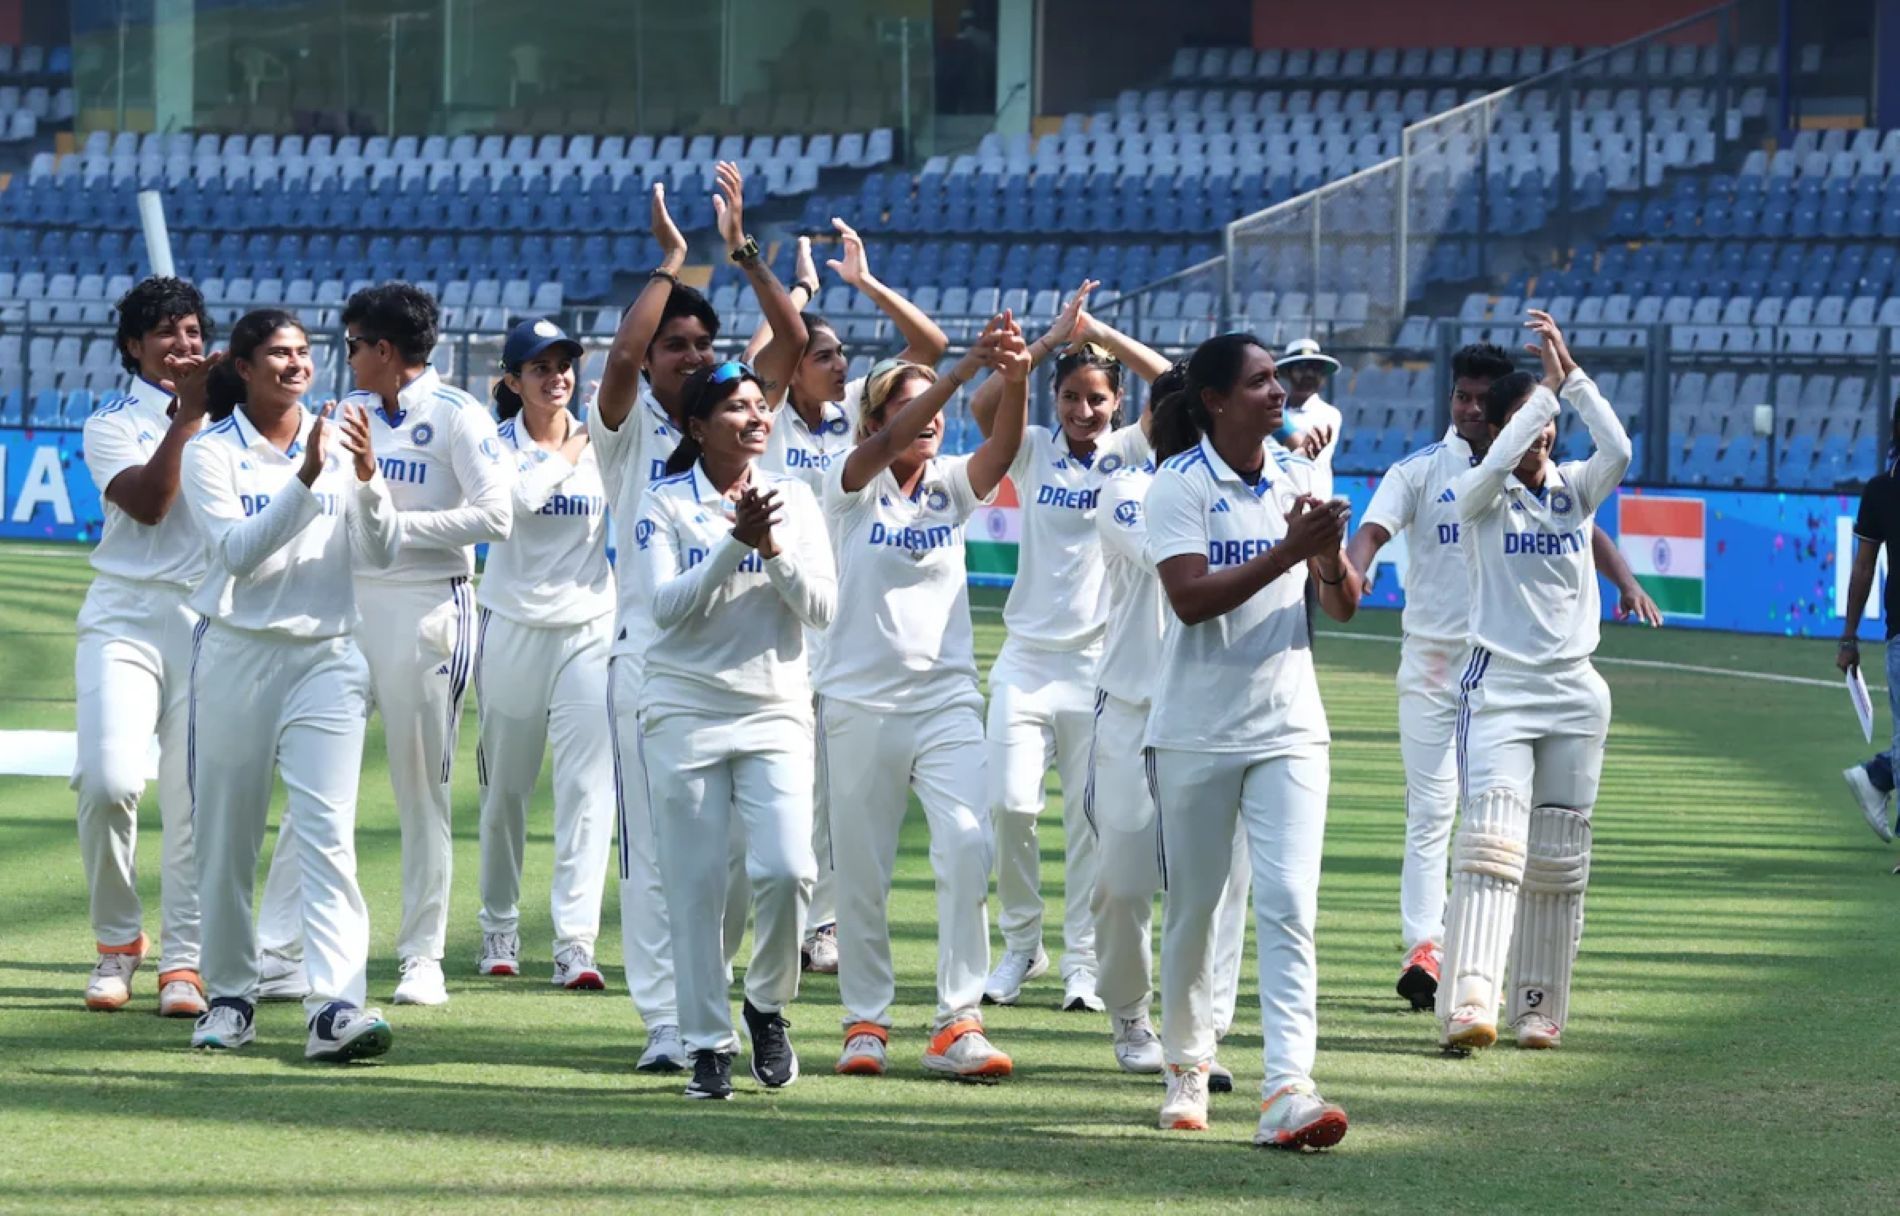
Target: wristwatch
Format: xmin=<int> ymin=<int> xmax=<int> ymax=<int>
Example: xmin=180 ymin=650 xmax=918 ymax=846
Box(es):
xmin=730 ymin=236 xmax=761 ymax=263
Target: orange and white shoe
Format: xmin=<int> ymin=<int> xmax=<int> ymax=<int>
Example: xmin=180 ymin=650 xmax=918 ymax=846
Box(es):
xmin=1513 ymin=1012 xmax=1562 ymax=1050
xmin=1441 ymin=1003 xmax=1498 ymax=1052
xmin=1254 ymin=1081 xmax=1348 ymax=1151
xmin=921 ymin=1018 xmax=1012 ymax=1080
xmin=84 ymin=934 xmax=148 ymax=1011
xmin=157 ymin=969 xmax=208 ymax=1018
xmin=1158 ymin=1062 xmax=1211 ymax=1131
xmin=835 ymin=1022 xmax=889 ymax=1076
xmin=1396 ymin=941 xmax=1442 ymax=1011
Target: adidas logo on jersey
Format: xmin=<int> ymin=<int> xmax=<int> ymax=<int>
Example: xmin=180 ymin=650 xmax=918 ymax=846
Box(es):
xmin=1437 ymin=488 xmax=1456 ymax=503
xmin=1209 ymin=499 xmax=1232 ymax=514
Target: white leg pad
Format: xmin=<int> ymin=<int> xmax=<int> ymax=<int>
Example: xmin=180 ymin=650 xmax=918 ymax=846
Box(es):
xmin=1506 ymin=805 xmax=1592 ymax=1029
xmin=1436 ymin=787 xmax=1529 ymax=1022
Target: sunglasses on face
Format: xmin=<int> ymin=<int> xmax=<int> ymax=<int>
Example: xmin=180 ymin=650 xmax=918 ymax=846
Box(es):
xmin=345 ymin=334 xmax=378 ymax=356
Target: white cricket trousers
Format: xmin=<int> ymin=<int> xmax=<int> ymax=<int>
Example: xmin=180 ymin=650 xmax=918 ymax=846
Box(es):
xmin=73 ymin=575 xmax=199 ymax=971
xmin=1088 ymin=692 xmax=1250 ymax=1031
xmin=824 ymin=696 xmax=993 ymax=1029
xmin=1149 ymin=745 xmax=1330 ymax=1097
xmin=191 ymin=622 xmax=373 ymax=1016
xmin=808 ymin=692 xmax=837 ymax=935
xmin=1397 ymin=638 xmax=1463 ymax=950
xmin=1457 ymin=649 xmax=1611 ymax=809
xmin=644 ymin=707 xmax=816 ymax=1054
xmin=988 ymin=639 xmax=1099 ymax=981
xmin=475 ymin=610 xmax=614 ymax=953
xmin=607 ymin=655 xmax=749 ymax=1030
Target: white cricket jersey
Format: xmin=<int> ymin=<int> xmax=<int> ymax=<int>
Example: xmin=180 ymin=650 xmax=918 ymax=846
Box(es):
xmin=1452 ymin=370 xmax=1632 ymax=666
xmin=814 ymin=453 xmax=989 ymax=714
xmin=345 ymin=368 xmax=512 ymax=585
xmin=1143 ymin=437 xmax=1329 ymax=756
xmin=1275 ymin=394 xmax=1343 ymax=499
xmin=81 ymin=376 xmax=206 ymax=589
xmin=182 ymin=405 xmax=401 ymax=638
xmin=476 ymin=414 xmax=615 ymax=628
xmin=1093 ymin=461 xmax=1165 ymax=706
xmin=1002 ymin=424 xmax=1153 ymax=651
xmin=632 ymin=462 xmax=835 ymax=718
xmin=590 ymin=387 xmax=682 ymax=661
xmin=1362 ymin=428 xmax=1482 ymax=646
xmin=760 ymin=377 xmax=864 ymax=492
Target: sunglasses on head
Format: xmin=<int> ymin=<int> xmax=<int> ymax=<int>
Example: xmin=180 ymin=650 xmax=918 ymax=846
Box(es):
xmin=704 ymin=360 xmax=755 ymax=385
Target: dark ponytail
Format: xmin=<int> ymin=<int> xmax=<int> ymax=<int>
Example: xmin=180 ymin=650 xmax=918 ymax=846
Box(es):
xmin=493 ymin=378 xmax=525 ymax=421
xmin=1150 ymin=333 xmax=1268 ymax=461
xmin=211 ymin=307 xmax=307 ymax=421
xmin=662 ymin=361 xmax=765 ymax=477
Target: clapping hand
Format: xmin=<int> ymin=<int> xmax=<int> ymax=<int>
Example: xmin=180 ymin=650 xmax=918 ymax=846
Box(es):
xmin=163 ymin=350 xmax=225 ymax=423
xmin=732 ymin=485 xmax=784 ymax=559
xmin=339 ymin=402 xmax=376 ymax=482
xmin=1524 ymin=309 xmax=1577 ymax=391
xmin=1282 ymin=494 xmax=1349 ymax=563
xmin=650 ymin=182 xmax=687 ymax=271
xmin=298 ymin=402 xmax=335 ymax=487
xmin=712 ymin=161 xmax=749 ymax=257
xmin=826 ymin=217 xmax=871 ymax=287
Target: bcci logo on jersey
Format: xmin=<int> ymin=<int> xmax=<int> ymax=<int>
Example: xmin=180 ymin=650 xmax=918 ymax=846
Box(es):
xmin=411 ymin=422 xmax=435 ymax=447
xmin=925 ymin=487 xmax=951 ymax=512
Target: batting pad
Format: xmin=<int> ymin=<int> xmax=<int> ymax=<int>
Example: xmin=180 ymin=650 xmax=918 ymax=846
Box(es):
xmin=1506 ymin=805 xmax=1592 ymax=1030
xmin=1436 ymin=786 xmax=1529 ymax=1019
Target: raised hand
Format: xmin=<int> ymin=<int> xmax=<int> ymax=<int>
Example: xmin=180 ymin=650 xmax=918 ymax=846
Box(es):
xmin=1281 ymin=495 xmax=1348 ymax=563
xmin=339 ymin=401 xmax=376 ymax=482
xmin=1041 ymin=279 xmax=1100 ymax=354
xmin=992 ymin=312 xmax=1031 ymax=384
xmin=165 ymin=350 xmax=225 ymax=422
xmin=1524 ymin=309 xmax=1576 ymax=390
xmin=299 ymin=402 xmax=335 ymax=487
xmin=953 ymin=313 xmax=1009 ymax=383
xmin=651 ymin=181 xmax=687 ymax=270
xmin=1291 ymin=423 xmax=1334 ymax=460
xmin=712 ymin=160 xmax=749 ymax=256
xmin=794 ymin=234 xmax=819 ymax=290
xmin=731 ymin=486 xmax=783 ymax=558
xmin=826 ymin=217 xmax=870 ymax=287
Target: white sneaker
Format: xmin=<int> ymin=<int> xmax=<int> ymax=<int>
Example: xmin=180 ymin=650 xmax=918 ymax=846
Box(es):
xmin=305 ymin=1001 xmax=393 ymax=1062
xmin=1441 ymin=1003 xmax=1498 ymax=1051
xmin=835 ymin=1023 xmax=889 ymax=1076
xmin=1063 ymin=971 xmax=1105 ymax=1013
xmin=1159 ymin=1063 xmax=1210 ymax=1131
xmin=478 ymin=932 xmax=520 ymax=976
xmin=636 ymin=1024 xmax=687 ymax=1073
xmin=256 ymin=950 xmax=310 ymax=1002
xmin=1513 ymin=1012 xmax=1562 ymax=1050
xmin=392 ymin=956 xmax=449 ymax=1006
xmin=158 ymin=973 xmax=208 ymax=1019
xmin=1254 ymin=1080 xmax=1348 ymax=1150
xmin=802 ymin=924 xmax=839 ymax=974
xmin=551 ymin=944 xmax=605 ymax=990
xmin=1843 ymin=765 xmax=1895 ymax=842
xmin=191 ymin=1001 xmax=255 ymax=1050
xmin=922 ymin=1019 xmax=1013 ymax=1079
xmin=1110 ymin=1013 xmax=1164 ymax=1073
xmin=84 ymin=938 xmax=147 ymax=1011
xmin=982 ymin=945 xmax=1049 ymax=1006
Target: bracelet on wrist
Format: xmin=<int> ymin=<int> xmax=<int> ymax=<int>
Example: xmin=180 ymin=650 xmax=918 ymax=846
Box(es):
xmin=648 ymin=268 xmax=680 ymax=287
xmin=793 ymin=279 xmax=819 ymax=297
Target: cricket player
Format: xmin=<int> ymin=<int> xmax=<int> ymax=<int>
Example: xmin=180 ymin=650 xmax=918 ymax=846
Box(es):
xmin=473 ymin=317 xmax=615 ymax=990
xmin=634 ymin=361 xmax=836 ymax=1100
xmin=1437 ymin=311 xmax=1631 ymax=1053
xmin=1143 ymin=333 xmax=1360 ymax=1149
xmin=179 ymin=309 xmax=399 ymax=1062
xmin=592 ymin=167 xmax=806 ymax=1071
xmin=821 ymin=317 xmax=1027 ymax=1080
xmin=73 ymin=277 xmax=214 ymax=1017
xmin=745 ymin=219 xmax=948 ymax=975
xmin=969 ymin=284 xmax=1161 ymax=1012
xmin=1838 ymin=400 xmax=1900 ymax=841
xmin=1088 ymin=361 xmax=1254 ymax=1091
xmin=1349 ymin=343 xmax=1660 ymax=1009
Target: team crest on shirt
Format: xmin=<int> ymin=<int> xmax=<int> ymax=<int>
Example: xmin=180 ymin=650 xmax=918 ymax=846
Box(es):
xmin=411 ymin=422 xmax=435 ymax=447
xmin=1099 ymin=454 xmax=1124 ymax=474
xmin=925 ymin=487 xmax=950 ymax=512
xmin=1114 ymin=499 xmax=1142 ymax=528
xmin=634 ymin=519 xmax=656 ymax=549
xmin=1550 ymin=490 xmax=1573 ymax=514
xmin=827 ymin=416 xmax=850 ymax=435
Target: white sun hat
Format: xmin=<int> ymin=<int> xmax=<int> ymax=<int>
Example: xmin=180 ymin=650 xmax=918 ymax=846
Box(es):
xmin=1278 ymin=337 xmax=1341 ymax=374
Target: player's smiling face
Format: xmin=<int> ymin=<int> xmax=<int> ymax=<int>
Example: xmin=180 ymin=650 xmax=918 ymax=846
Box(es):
xmin=695 ymin=379 xmax=772 ymax=464
xmin=865 ymin=373 xmax=941 ymax=468
xmin=240 ymin=325 xmax=313 ymax=409
xmin=1205 ymin=344 xmax=1286 ymax=447
xmin=512 ymin=353 xmax=575 ymax=413
xmin=128 ymin=313 xmax=206 ymax=386
xmin=1451 ymin=376 xmax=1492 ymax=449
xmin=646 ymin=316 xmax=716 ymax=407
xmin=795 ymin=325 xmax=849 ymax=404
xmin=1055 ymin=366 xmax=1119 ymax=447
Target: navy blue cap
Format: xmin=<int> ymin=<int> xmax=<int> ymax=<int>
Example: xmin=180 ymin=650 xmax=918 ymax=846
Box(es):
xmin=500 ymin=317 xmax=583 ymax=372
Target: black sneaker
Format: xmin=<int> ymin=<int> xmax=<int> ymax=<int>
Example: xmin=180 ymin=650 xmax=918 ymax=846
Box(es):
xmin=684 ymin=1049 xmax=733 ymax=1100
xmin=742 ymin=999 xmax=799 ymax=1089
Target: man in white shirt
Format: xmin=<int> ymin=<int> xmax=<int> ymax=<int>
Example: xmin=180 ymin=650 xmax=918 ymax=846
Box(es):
xmin=1274 ymin=338 xmax=1344 ymax=499
xmin=73 ymin=277 xmax=215 ymax=1017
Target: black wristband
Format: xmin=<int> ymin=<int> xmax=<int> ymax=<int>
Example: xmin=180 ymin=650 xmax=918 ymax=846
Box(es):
xmin=1317 ymin=567 xmax=1345 ymax=586
xmin=793 ymin=279 xmax=819 ymax=297
xmin=730 ymin=236 xmax=761 ymax=264
xmin=648 ymin=268 xmax=680 ymax=287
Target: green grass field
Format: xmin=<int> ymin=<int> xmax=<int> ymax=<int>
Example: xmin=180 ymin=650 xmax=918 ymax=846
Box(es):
xmin=2 ymin=539 xmax=1897 ymax=1213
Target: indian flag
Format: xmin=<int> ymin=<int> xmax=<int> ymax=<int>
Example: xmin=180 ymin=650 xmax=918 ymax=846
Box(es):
xmin=967 ymin=476 xmax=1021 ymax=580
xmin=1617 ymin=495 xmax=1705 ymax=618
